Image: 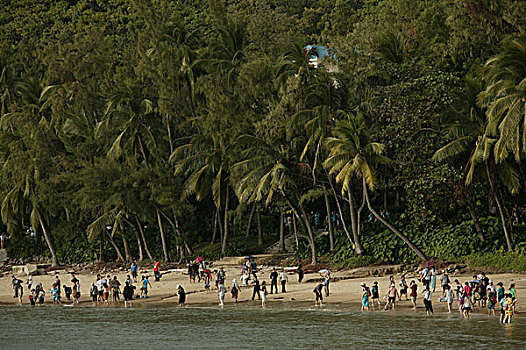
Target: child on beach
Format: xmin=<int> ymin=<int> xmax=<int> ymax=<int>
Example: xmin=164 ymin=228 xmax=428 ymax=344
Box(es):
xmin=371 ymin=281 xmax=381 ymax=309
xmin=140 ymin=276 xmax=151 ymax=298
xmin=36 ymin=285 xmax=45 ymax=305
xmin=261 ymin=281 xmax=267 ymax=307
xmin=462 ymin=291 xmax=472 ymax=319
xmin=422 ymin=287 xmax=433 ymax=316
xmin=509 ymin=284 xmax=517 ymax=312
xmin=51 ymin=283 xmax=60 ymax=305
xmin=385 ymin=283 xmax=398 ymax=310
xmin=487 ymin=285 xmax=497 ymax=316
xmin=503 ymin=293 xmax=515 ymax=323
xmin=231 ymin=281 xmax=239 ymax=303
xmin=314 ymin=283 xmax=323 ymax=306
xmin=409 ymin=280 xmax=418 ymax=309
xmin=360 ymin=283 xmax=370 ymax=311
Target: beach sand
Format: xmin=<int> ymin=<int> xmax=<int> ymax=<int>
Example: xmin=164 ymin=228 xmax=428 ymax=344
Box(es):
xmin=1 ymin=258 xmax=524 ymax=316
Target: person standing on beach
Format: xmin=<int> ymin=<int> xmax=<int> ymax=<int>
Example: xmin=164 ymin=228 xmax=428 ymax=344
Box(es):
xmin=421 ymin=267 xmax=430 ymax=289
xmin=50 ymin=283 xmax=60 ymax=305
xmin=261 ymin=281 xmax=268 ymax=307
xmin=153 ymin=261 xmax=161 ymax=282
xmin=422 ymin=286 xmax=433 ymax=316
xmin=297 ymin=264 xmax=304 ymax=283
xmin=219 ymin=282 xmax=226 ymax=306
xmin=54 ymin=275 xmax=61 ymax=301
xmin=314 ymin=282 xmax=323 ymax=306
xmin=130 ymin=262 xmax=138 ymax=283
xmin=444 ymin=285 xmax=453 ymax=313
xmin=140 ymin=276 xmax=151 ymax=298
xmin=399 ymin=276 xmax=408 ymax=301
xmin=360 ymin=283 xmax=370 ymax=311
xmin=462 ymin=291 xmax=472 ymax=319
xmin=252 ymin=275 xmax=261 ymax=300
xmin=218 ymin=267 xmax=226 ymax=286
xmin=111 ymin=276 xmax=121 ymax=303
xmin=385 ymin=283 xmax=398 ymax=310
xmin=487 ymin=281 xmax=497 ymax=316
xmin=371 ymin=281 xmax=381 ymax=309
xmin=440 ymin=270 xmax=450 ymax=295
xmin=430 ymin=267 xmax=437 ymax=293
xmin=409 ymin=280 xmax=418 ymax=309
xmin=177 ymin=285 xmax=186 ymax=306
xmin=91 ymin=283 xmax=98 ymax=305
xmin=11 ymin=275 xmax=23 ymax=299
xmin=123 ymin=281 xmax=136 ymax=308
xmin=454 ymin=279 xmax=463 ymax=314
xmin=269 ymin=268 xmax=278 ymax=294
xmin=231 ymin=280 xmax=239 ymax=303
xmin=280 ymin=269 xmax=288 ymax=293
xmin=323 ymin=272 xmax=331 ymax=297
xmin=503 ymin=293 xmax=515 ymax=323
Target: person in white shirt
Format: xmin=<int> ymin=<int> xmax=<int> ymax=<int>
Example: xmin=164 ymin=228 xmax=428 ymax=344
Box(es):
xmin=422 ymin=287 xmax=433 ymax=315
xmin=280 ymin=269 xmax=288 ymax=293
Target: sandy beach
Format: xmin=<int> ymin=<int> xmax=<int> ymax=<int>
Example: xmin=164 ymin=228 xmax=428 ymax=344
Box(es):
xmin=1 ymin=257 xmax=525 ymax=316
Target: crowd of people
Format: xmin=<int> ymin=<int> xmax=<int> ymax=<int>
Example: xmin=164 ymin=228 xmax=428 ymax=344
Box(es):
xmin=8 ymin=260 xmax=519 ymax=323
xmin=359 ymin=266 xmax=517 ymax=323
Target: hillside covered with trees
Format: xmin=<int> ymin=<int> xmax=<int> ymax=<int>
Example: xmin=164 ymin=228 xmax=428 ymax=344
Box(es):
xmin=1 ymin=0 xmax=526 ymax=268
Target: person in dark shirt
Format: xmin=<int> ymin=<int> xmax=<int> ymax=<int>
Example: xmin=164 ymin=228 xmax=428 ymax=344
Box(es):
xmin=252 ymin=275 xmax=261 ymax=300
xmin=297 ymin=264 xmax=304 ymax=283
xmin=269 ymin=268 xmax=278 ymax=294
xmin=314 ymin=283 xmax=323 ymax=306
xmin=123 ymin=281 xmax=136 ymax=307
xmin=177 ymin=285 xmax=186 ymax=306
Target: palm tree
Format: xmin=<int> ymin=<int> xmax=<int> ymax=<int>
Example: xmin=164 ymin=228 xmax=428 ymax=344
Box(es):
xmin=324 ymin=113 xmax=428 ymax=260
xmin=434 ymin=78 xmax=519 ymax=251
xmin=479 ymin=36 xmax=526 ymax=162
xmin=376 ymin=30 xmax=407 ymax=64
xmin=100 ymin=85 xmax=157 ymax=167
xmin=233 ymin=135 xmax=319 ymax=264
xmin=170 ymin=133 xmax=232 ymax=253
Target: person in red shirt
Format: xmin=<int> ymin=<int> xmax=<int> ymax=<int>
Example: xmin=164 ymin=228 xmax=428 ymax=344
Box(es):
xmin=409 ymin=280 xmax=418 ymax=309
xmin=153 ymin=261 xmax=161 ymax=282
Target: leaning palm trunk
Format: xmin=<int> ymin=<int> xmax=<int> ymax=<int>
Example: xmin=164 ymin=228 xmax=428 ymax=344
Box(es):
xmin=245 ymin=203 xmax=256 ymax=237
xmin=106 ymin=232 xmax=125 ymax=262
xmin=38 ymin=212 xmax=58 ymax=266
xmin=281 ymin=189 xmax=317 ymax=264
xmin=485 ymin=160 xmax=512 ymax=251
xmin=348 ymin=189 xmax=365 ymax=255
xmin=135 ymin=215 xmax=154 ymax=260
xmin=327 ymin=174 xmax=355 ymax=246
xmin=323 ymin=185 xmax=334 ymax=251
xmin=156 ymin=209 xmax=169 ymax=262
xmin=363 ymin=178 xmax=427 ymax=261
xmin=120 ymin=224 xmax=132 ymax=263
xmin=467 ymin=202 xmax=485 ymax=241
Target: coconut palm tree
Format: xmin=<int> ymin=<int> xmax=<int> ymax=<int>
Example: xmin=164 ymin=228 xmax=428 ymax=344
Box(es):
xmin=479 ymin=36 xmax=526 ymax=162
xmin=324 ymin=112 xmax=428 ymax=260
xmin=434 ymin=78 xmax=519 ymax=251
xmin=232 ymin=135 xmax=319 ymax=264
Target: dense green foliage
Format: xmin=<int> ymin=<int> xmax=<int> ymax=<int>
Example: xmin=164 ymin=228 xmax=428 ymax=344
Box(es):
xmin=1 ymin=0 xmax=526 ymax=267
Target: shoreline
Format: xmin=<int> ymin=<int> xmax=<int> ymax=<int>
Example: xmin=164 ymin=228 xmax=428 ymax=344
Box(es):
xmin=1 ymin=262 xmax=524 ymax=319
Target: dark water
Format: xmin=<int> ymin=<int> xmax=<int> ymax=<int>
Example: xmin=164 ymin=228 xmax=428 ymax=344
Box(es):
xmin=1 ymin=305 xmax=525 ymax=349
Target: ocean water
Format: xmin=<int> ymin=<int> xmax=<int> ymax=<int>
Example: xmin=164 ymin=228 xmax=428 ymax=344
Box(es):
xmin=0 ymin=304 xmax=524 ymax=349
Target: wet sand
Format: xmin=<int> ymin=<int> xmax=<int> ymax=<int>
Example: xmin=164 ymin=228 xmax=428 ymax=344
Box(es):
xmin=1 ymin=261 xmax=525 ymax=316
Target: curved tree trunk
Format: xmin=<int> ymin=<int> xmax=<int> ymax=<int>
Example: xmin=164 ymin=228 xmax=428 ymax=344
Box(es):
xmin=281 ymin=189 xmax=317 ymax=264
xmin=467 ymin=202 xmax=484 ymax=241
xmin=485 ymin=160 xmax=512 ymax=251
xmin=156 ymin=209 xmax=169 ymax=262
xmin=135 ymin=215 xmax=154 ymax=260
xmin=245 ymin=203 xmax=256 ymax=237
xmin=363 ymin=178 xmax=427 ymax=261
xmin=99 ymin=231 xmax=105 ymax=262
xmin=327 ymin=174 xmax=355 ymax=245
xmin=323 ymin=185 xmax=334 ymax=251
xmin=38 ymin=212 xmax=58 ymax=267
xmin=106 ymin=232 xmax=125 ymax=262
xmin=121 ymin=233 xmax=132 ymax=263
xmin=211 ymin=207 xmax=218 ymax=244
xmin=348 ymin=188 xmax=365 ymax=255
